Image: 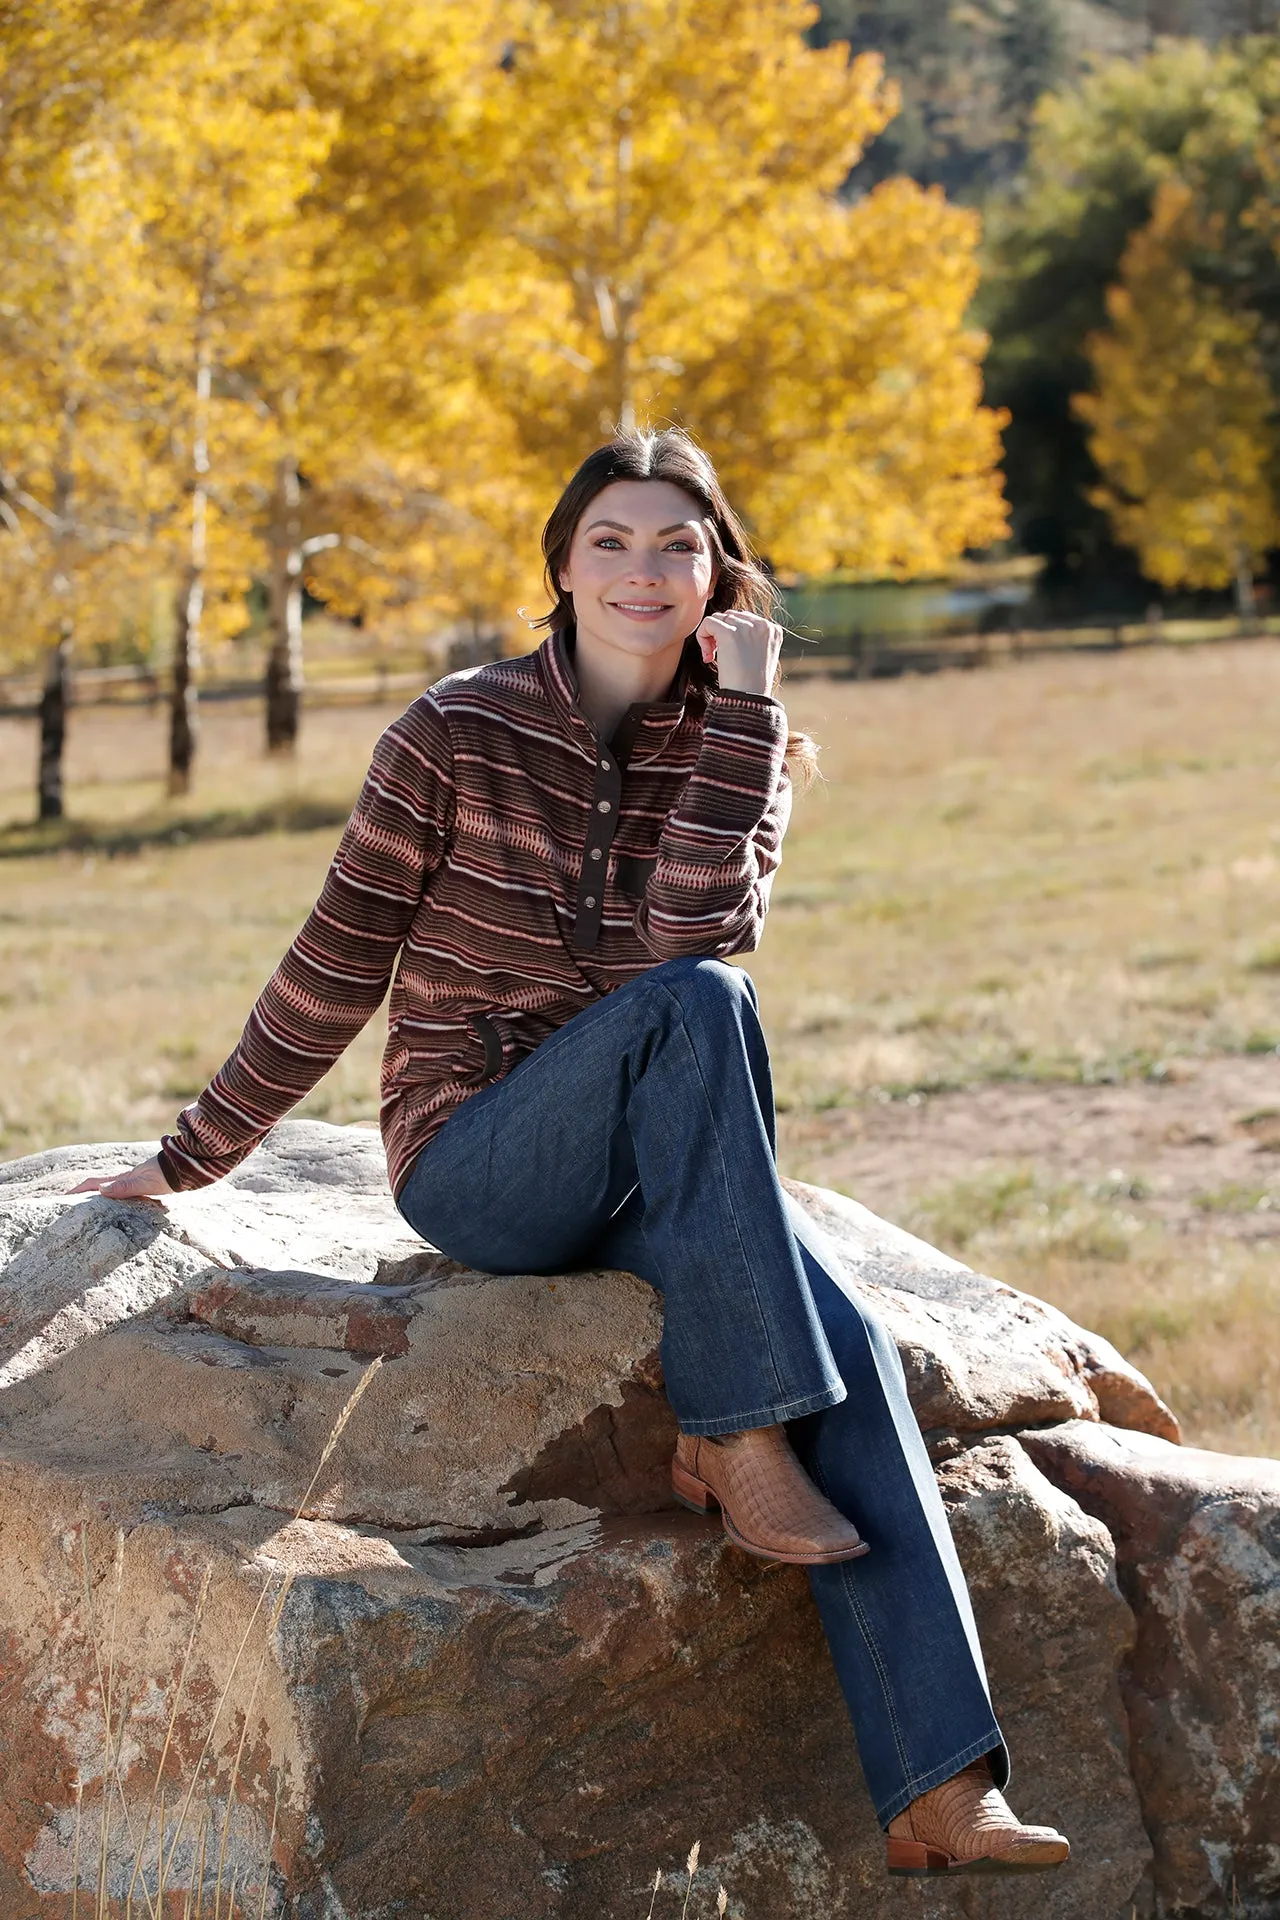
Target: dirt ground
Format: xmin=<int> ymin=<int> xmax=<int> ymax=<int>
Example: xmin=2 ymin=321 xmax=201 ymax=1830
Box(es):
xmin=781 ymin=1054 xmax=1280 ymax=1244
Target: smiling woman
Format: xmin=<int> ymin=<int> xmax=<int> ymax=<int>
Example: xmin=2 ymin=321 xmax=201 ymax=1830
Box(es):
xmin=70 ymin=425 xmax=1068 ymax=1877
xmin=537 ymin=429 xmax=820 ymax=784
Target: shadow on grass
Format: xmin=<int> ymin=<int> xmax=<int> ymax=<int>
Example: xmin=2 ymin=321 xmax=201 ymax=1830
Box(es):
xmin=0 ymin=794 xmax=353 ymax=860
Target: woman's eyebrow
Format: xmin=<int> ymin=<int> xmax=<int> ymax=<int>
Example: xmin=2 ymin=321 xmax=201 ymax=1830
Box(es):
xmin=583 ymin=518 xmax=705 ymax=537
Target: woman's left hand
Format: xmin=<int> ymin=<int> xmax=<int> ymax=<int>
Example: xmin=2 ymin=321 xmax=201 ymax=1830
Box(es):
xmin=71 ymin=1155 xmax=172 ymax=1200
xmin=696 ymin=610 xmax=783 ymax=697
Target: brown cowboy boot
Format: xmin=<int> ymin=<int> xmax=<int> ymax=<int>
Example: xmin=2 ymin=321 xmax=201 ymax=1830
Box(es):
xmin=671 ymin=1426 xmax=870 ymax=1566
xmin=886 ymin=1759 xmax=1070 ymax=1875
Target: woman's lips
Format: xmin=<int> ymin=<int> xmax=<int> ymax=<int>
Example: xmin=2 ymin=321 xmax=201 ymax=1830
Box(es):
xmin=608 ymin=601 xmax=673 ymax=621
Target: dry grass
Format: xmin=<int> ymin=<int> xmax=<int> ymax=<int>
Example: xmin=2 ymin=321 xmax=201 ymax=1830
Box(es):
xmin=751 ymin=640 xmax=1280 ymax=1107
xmin=903 ymin=1167 xmax=1280 ymax=1455
xmin=63 ymin=1358 xmax=381 ymax=1916
xmin=3 ymin=641 xmax=1280 ymax=1450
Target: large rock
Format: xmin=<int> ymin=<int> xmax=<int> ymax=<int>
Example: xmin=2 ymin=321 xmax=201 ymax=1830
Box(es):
xmin=1024 ymin=1421 xmax=1280 ymax=1918
xmin=0 ymin=1121 xmax=1268 ymax=1917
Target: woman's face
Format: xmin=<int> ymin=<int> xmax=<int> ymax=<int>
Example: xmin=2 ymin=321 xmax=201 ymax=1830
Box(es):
xmin=558 ymin=479 xmax=716 ymax=663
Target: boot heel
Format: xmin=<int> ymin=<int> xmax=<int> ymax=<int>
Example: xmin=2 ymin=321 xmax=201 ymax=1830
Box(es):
xmin=671 ymin=1458 xmax=719 ymax=1514
xmin=886 ymin=1837 xmax=953 ymax=1875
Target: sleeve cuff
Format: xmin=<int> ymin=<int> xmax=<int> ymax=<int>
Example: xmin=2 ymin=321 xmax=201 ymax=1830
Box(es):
xmin=706 ymin=686 xmax=787 ymax=720
xmin=156 ymin=1146 xmax=183 ymax=1192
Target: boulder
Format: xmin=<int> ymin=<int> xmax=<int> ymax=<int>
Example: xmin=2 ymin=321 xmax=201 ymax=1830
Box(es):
xmin=789 ymin=1182 xmax=1180 ymax=1443
xmin=0 ymin=1120 xmax=1268 ymax=1917
xmin=1024 ymin=1421 xmax=1280 ymax=1918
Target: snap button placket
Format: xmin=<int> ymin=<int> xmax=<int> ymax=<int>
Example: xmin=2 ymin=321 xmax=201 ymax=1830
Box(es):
xmin=571 ymin=734 xmax=624 ymax=953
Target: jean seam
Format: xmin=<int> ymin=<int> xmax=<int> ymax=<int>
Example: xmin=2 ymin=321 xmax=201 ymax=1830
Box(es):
xmin=655 ymin=975 xmax=798 ymax=1408
xmin=808 ymin=1462 xmax=1004 ymax=1831
xmin=875 ymin=1732 xmax=1006 ymax=1829
xmin=825 ymin=1515 xmax=916 ymax=1800
xmin=808 ymin=1449 xmax=917 ymax=1803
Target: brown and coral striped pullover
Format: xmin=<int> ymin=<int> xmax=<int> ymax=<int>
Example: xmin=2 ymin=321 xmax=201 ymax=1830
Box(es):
xmin=159 ymin=629 xmax=792 ymax=1198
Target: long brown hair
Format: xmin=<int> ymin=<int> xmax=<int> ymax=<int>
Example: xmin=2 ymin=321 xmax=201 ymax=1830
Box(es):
xmin=538 ymin=428 xmax=818 ymax=787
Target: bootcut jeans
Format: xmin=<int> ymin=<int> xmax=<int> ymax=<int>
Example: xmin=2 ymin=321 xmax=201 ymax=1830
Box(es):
xmin=396 ymin=955 xmax=1009 ymax=1826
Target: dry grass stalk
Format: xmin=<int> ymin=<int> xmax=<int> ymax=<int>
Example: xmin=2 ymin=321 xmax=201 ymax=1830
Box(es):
xmin=72 ymin=1776 xmax=83 ymax=1920
xmin=680 ymin=1841 xmax=700 ymax=1920
xmin=96 ymin=1531 xmax=124 ymax=1920
xmin=60 ymin=1329 xmax=382 ymax=1916
xmin=291 ymin=1356 xmax=383 ymax=1521
xmin=193 ymin=1820 xmax=209 ymax=1920
xmin=158 ymin=1359 xmax=379 ymax=1911
xmin=717 ymin=1889 xmax=728 ymax=1917
xmin=126 ymin=1565 xmax=212 ymax=1914
xmin=76 ymin=1529 xmax=155 ymax=1920
xmin=645 ymin=1866 xmax=662 ymax=1919
xmin=211 ymin=1573 xmax=295 ymax=1919
xmin=157 ymin=1574 xmax=279 ymax=1905
xmin=256 ymin=1774 xmax=283 ymax=1920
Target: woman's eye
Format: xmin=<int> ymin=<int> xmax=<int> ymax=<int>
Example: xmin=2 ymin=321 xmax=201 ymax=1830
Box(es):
xmin=593 ymin=537 xmax=624 ymax=549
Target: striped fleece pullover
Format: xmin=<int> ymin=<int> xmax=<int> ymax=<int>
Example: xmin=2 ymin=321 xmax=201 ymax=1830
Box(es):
xmin=159 ymin=628 xmax=792 ymax=1198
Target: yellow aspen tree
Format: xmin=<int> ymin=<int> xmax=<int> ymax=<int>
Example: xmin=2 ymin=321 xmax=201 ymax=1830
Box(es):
xmin=1075 ymin=180 xmax=1278 ymax=611
xmin=120 ymin=0 xmax=515 ymax=765
xmin=426 ymin=0 xmax=1008 ymax=580
xmin=107 ymin=3 xmax=347 ymax=780
xmin=0 ymin=114 xmax=161 ymax=819
xmin=296 ymin=0 xmax=542 ymax=652
xmin=0 ymin=0 xmax=170 ymax=818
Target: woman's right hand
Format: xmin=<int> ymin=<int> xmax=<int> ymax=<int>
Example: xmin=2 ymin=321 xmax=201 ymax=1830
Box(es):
xmin=71 ymin=1156 xmax=173 ymax=1201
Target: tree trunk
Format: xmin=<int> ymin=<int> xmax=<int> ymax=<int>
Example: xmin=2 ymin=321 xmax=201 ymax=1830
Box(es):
xmin=1234 ymin=553 xmax=1257 ymax=626
xmin=37 ymin=631 xmax=70 ymax=822
xmin=38 ymin=399 xmax=79 ymax=824
xmin=169 ymin=567 xmax=202 ymax=796
xmin=265 ymin=451 xmax=304 ymax=755
xmin=168 ymin=347 xmax=211 ymax=797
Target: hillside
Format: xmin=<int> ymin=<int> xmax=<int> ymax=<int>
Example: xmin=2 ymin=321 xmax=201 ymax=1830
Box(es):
xmin=813 ymin=0 xmax=1280 ymax=199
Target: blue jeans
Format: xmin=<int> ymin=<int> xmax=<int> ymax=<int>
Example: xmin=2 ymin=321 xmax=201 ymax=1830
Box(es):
xmin=396 ymin=956 xmax=1009 ymax=1826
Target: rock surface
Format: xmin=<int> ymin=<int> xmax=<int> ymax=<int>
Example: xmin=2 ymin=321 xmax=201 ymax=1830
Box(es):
xmin=1024 ymin=1421 xmax=1280 ymax=1918
xmin=0 ymin=1120 xmax=1273 ymax=1917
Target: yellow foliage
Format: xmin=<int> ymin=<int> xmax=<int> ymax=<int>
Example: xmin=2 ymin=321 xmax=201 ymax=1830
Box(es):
xmin=0 ymin=106 xmax=158 ymax=667
xmin=1075 ymin=180 xmax=1278 ymax=594
xmin=1 ymin=0 xmax=1011 ymax=677
xmin=337 ymin=0 xmax=1009 ymax=588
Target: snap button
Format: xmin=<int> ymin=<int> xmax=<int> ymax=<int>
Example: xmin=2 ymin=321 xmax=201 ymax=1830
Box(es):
xmin=585 ymin=895 xmax=597 ymax=909
xmin=589 ymin=847 xmax=602 ymax=861
xmin=597 ymin=800 xmax=612 ymax=813
xmin=600 ymin=758 xmax=610 ymax=771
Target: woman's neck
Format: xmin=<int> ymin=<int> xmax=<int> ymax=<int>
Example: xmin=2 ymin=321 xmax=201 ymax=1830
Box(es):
xmin=570 ymin=626 xmax=686 ymax=744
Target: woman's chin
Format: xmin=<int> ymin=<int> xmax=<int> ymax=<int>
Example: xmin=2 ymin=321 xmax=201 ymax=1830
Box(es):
xmin=592 ymin=616 xmax=691 ymax=657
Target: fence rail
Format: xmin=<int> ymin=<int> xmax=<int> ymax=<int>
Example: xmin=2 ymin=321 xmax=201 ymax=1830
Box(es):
xmin=3 ymin=614 xmax=1279 ymax=717
xmin=780 ymin=612 xmax=1280 ymax=678
xmin=0 ymin=663 xmax=434 ymax=720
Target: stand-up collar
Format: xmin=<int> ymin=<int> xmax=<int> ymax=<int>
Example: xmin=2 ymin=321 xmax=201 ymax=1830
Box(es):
xmin=536 ymin=627 xmax=710 ymax=766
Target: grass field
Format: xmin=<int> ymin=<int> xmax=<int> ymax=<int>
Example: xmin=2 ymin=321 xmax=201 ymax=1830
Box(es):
xmin=3 ymin=639 xmax=1279 ymax=1452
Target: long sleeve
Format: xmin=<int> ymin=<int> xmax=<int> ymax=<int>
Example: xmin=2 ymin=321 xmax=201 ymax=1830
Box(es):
xmin=160 ymin=696 xmax=455 ymax=1190
xmin=634 ymin=688 xmax=792 ymax=963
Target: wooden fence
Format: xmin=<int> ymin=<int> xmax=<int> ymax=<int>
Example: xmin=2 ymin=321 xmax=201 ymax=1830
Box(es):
xmin=3 ymin=613 xmax=1279 ymax=718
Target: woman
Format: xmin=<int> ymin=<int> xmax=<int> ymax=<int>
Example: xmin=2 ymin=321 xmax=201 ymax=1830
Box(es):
xmin=77 ymin=428 xmax=1069 ymax=1877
